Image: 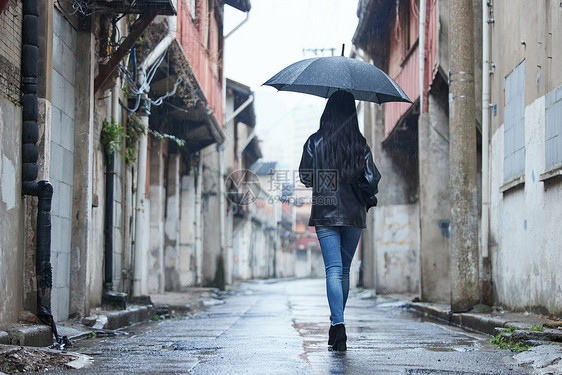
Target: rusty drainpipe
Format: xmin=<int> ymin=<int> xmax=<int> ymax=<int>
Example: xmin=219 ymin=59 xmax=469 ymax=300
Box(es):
xmin=20 ymin=0 xmax=68 ymax=348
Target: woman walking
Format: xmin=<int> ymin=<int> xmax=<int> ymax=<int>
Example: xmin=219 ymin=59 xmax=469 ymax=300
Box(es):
xmin=299 ymin=91 xmax=381 ymax=351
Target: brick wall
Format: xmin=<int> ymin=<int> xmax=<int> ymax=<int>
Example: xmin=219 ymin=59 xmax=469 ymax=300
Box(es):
xmin=0 ymin=0 xmax=22 ymax=104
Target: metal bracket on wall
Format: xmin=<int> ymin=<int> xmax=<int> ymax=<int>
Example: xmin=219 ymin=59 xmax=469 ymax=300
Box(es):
xmin=94 ymin=10 xmax=158 ymax=94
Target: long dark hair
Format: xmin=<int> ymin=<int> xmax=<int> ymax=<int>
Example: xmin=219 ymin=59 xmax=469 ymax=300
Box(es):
xmin=319 ymin=91 xmax=366 ymax=182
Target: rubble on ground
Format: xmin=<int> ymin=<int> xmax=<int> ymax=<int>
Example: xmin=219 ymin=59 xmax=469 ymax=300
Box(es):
xmin=0 ymin=345 xmax=91 ymax=374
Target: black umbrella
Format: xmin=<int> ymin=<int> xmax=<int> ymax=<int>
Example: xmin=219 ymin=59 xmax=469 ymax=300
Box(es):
xmin=263 ymin=54 xmax=411 ymax=104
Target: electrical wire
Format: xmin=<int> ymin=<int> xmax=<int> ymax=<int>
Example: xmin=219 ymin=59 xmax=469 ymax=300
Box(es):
xmin=56 ymin=0 xmax=95 ymax=17
xmin=151 ymin=77 xmax=183 ymax=106
xmin=118 ymin=47 xmax=179 ymax=113
xmin=163 ymin=100 xmax=190 ymax=114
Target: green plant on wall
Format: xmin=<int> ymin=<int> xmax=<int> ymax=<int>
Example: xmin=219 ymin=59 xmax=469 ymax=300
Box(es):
xmin=101 ymin=114 xmax=147 ymax=164
xmin=101 ymin=118 xmax=125 ymax=156
xmin=125 ymin=112 xmax=146 ymax=163
xmin=149 ymin=129 xmax=186 ymax=147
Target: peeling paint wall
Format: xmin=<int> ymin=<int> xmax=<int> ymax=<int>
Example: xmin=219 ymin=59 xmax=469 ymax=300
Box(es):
xmin=164 ymin=154 xmax=181 ymax=291
xmin=180 ymin=175 xmax=197 ymax=287
xmin=148 ymin=137 xmax=165 ymax=294
xmin=201 ymin=146 xmax=221 ymax=286
xmin=232 ymin=220 xmax=252 ymax=280
xmin=418 ymin=89 xmax=451 ymax=303
xmin=490 ymin=96 xmax=562 ymax=315
xmin=488 ymin=1 xmax=562 ymax=315
xmin=374 ymin=205 xmax=420 ymax=294
xmin=0 ymin=98 xmax=25 ymax=325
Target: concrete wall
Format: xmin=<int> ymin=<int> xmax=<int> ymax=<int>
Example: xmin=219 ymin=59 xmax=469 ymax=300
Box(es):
xmin=49 ymin=9 xmax=77 ymax=321
xmin=418 ymin=89 xmax=451 ymax=303
xmin=148 ymin=138 xmax=165 ymax=293
xmin=0 ymin=0 xmax=24 ymax=326
xmin=164 ymin=153 xmax=181 ymax=291
xmin=487 ymin=0 xmax=562 ymax=315
xmin=374 ymin=205 xmax=420 ymax=294
xmin=360 ymin=103 xmax=377 ymax=289
xmin=180 ymin=174 xmax=197 ymax=286
xmin=489 ymin=1 xmax=562 ymax=135
xmin=121 ymin=157 xmax=135 ymax=294
xmin=68 ymin=18 xmax=96 ymax=319
xmin=90 ymin=147 xmax=104 ymax=305
xmin=490 ymin=95 xmax=562 ymax=315
xmin=112 ymin=152 xmax=125 ymax=291
xmin=232 ymin=218 xmax=252 ymax=280
xmin=201 ymin=146 xmax=222 ymax=286
xmin=0 ymin=0 xmax=21 ymax=104
xmin=0 ymin=98 xmax=24 ymax=325
xmin=276 ymin=248 xmax=296 ymax=279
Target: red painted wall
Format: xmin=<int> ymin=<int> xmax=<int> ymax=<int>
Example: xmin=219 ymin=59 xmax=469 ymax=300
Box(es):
xmin=176 ymin=0 xmax=223 ymax=125
xmin=383 ymin=0 xmax=437 ymax=139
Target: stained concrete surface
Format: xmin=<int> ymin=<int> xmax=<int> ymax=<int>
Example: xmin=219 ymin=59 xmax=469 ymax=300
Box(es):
xmin=22 ymin=279 xmax=553 ymax=374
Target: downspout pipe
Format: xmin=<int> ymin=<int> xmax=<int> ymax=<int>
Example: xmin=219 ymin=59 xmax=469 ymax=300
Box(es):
xmin=481 ymin=0 xmax=491 ymax=259
xmin=104 ymin=149 xmax=114 ymax=291
xmin=419 ymin=0 xmax=426 ymax=113
xmin=103 ymin=85 xmax=118 ymax=293
xmin=21 ymin=0 xmax=68 ymax=347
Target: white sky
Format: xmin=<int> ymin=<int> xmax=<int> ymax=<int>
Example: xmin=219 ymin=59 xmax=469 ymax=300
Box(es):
xmin=224 ymin=0 xmax=360 ymax=170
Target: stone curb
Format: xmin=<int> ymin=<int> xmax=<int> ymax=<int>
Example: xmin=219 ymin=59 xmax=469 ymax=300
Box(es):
xmin=409 ymin=302 xmax=562 ymax=343
xmin=81 ymin=305 xmax=156 ymax=331
xmin=1 ymin=324 xmax=52 ymax=347
xmin=0 ymin=331 xmax=10 ymax=345
xmin=0 ymin=305 xmax=156 ymax=349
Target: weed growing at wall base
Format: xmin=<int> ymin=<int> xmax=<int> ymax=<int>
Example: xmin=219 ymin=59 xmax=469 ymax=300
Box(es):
xmin=489 ymin=326 xmax=531 ymax=352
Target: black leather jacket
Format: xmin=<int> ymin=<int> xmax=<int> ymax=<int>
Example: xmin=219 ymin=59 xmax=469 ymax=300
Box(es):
xmin=298 ymin=131 xmax=381 ymax=228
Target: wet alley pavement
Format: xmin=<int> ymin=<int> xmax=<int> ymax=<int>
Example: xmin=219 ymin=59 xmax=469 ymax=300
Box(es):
xmin=19 ymin=279 xmax=561 ymax=374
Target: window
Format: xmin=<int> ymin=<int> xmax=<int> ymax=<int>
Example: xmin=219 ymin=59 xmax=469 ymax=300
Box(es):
xmin=545 ymin=86 xmax=562 ymax=171
xmin=504 ymin=60 xmax=525 ymax=183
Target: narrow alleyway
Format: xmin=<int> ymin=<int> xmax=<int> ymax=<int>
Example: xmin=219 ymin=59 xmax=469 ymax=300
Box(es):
xmin=39 ymin=279 xmax=532 ymax=375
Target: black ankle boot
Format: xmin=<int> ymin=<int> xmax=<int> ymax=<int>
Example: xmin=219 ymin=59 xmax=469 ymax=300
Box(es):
xmin=332 ymin=324 xmax=347 ymax=351
xmin=328 ymin=325 xmax=336 ymax=346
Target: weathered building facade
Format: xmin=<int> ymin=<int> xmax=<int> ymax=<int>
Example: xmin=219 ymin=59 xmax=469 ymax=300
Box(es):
xmin=487 ymin=0 xmax=562 ymax=314
xmin=0 ymin=0 xmax=25 ymax=326
xmin=353 ymin=0 xmax=449 ymax=299
xmin=354 ymin=0 xmax=561 ymax=315
xmin=0 ymin=0 xmax=297 ymax=340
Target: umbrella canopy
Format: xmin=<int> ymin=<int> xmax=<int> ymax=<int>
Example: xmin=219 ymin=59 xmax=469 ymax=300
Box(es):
xmin=263 ymin=55 xmax=411 ymax=104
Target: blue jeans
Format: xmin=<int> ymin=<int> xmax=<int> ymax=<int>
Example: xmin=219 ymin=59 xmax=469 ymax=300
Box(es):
xmin=315 ymin=226 xmax=362 ymax=326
